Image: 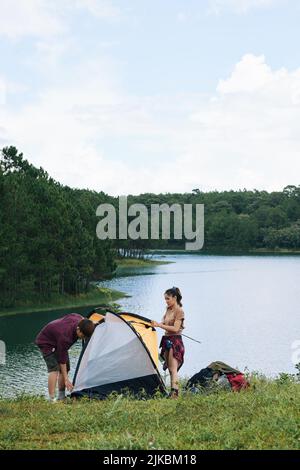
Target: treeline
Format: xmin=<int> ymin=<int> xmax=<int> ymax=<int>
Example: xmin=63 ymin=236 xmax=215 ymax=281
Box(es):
xmin=1 ymin=146 xmax=300 ymax=308
xmin=125 ymin=187 xmax=300 ymax=251
xmin=0 ymin=147 xmax=116 ymax=308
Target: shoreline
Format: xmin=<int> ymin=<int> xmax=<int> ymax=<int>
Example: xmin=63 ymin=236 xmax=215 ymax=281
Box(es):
xmin=0 ymin=258 xmax=172 ymax=318
xmin=0 ymin=286 xmax=129 ymax=319
xmin=116 ymin=258 xmax=173 ymax=267
xmin=0 ymin=258 xmax=171 ymax=318
xmin=148 ymin=248 xmax=300 ymax=255
xmin=1 ymin=249 xmax=298 ymax=317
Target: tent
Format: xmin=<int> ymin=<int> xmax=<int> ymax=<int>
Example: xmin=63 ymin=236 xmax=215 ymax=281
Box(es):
xmin=71 ymin=307 xmax=166 ymax=399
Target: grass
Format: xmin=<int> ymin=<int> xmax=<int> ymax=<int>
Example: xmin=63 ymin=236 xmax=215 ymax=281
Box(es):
xmin=0 ymin=286 xmax=129 ymax=318
xmin=116 ymin=258 xmax=173 ymax=267
xmin=0 ymin=377 xmax=299 ymax=450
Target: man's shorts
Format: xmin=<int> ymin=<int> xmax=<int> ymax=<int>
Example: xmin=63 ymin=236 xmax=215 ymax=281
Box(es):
xmin=42 ymin=351 xmax=70 ymax=373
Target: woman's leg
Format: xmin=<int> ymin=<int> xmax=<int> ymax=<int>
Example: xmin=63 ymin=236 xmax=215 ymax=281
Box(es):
xmin=168 ymin=347 xmax=179 ymax=393
xmin=163 ymin=350 xmax=169 ymax=364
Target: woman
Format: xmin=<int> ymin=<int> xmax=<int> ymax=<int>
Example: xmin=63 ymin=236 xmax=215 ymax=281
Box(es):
xmin=151 ymin=286 xmax=185 ymax=399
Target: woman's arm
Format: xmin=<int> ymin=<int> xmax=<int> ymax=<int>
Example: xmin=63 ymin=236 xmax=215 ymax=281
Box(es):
xmin=151 ymin=320 xmax=182 ymax=334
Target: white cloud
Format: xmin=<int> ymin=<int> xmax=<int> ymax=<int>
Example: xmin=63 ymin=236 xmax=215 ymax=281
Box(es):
xmin=0 ymin=0 xmax=65 ymax=39
xmin=0 ymin=0 xmax=121 ymax=40
xmin=181 ymin=54 xmax=300 ymax=191
xmin=0 ymin=78 xmax=6 ymax=106
xmin=0 ymin=59 xmax=158 ymax=194
xmin=0 ymin=75 xmax=28 ymax=105
xmin=74 ymin=0 xmax=121 ymax=19
xmin=34 ymin=38 xmax=75 ymax=70
xmin=217 ymin=53 xmax=284 ymax=93
xmin=209 ymin=0 xmax=278 ymax=15
xmin=1 ymin=54 xmax=300 ymax=195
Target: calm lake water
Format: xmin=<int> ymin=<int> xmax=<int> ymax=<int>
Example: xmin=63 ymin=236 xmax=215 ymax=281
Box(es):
xmin=0 ymin=253 xmax=299 ymax=398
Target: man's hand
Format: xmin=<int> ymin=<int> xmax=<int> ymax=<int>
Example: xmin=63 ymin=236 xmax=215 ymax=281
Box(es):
xmin=65 ymin=378 xmax=74 ymax=392
xmin=60 ymin=363 xmax=73 ymax=391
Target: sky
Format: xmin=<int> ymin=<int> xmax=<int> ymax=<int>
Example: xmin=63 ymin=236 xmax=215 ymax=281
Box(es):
xmin=0 ymin=0 xmax=300 ymax=196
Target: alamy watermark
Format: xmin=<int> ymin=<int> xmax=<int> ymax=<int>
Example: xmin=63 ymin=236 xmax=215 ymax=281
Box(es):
xmin=0 ymin=340 xmax=6 ymax=365
xmin=96 ymin=196 xmax=204 ymax=250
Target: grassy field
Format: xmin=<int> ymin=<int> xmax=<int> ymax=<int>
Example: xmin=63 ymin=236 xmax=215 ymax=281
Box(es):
xmin=0 ymin=377 xmax=299 ymax=450
xmin=0 ymin=286 xmax=128 ymax=318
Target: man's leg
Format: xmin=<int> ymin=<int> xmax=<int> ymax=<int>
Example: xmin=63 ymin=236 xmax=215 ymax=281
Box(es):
xmin=58 ymin=373 xmax=66 ymax=400
xmin=57 ymin=356 xmax=70 ymax=400
xmin=48 ymin=371 xmax=59 ymax=400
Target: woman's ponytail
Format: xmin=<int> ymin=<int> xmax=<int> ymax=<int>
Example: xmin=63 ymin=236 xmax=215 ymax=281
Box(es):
xmin=165 ymin=286 xmax=183 ymax=307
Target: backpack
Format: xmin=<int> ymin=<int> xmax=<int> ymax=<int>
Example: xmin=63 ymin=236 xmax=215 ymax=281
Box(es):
xmin=186 ymin=367 xmax=215 ymax=390
xmin=185 ymin=361 xmax=250 ymax=393
xmin=226 ymin=373 xmax=250 ymax=391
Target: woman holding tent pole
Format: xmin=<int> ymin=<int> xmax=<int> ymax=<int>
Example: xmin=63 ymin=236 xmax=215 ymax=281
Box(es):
xmin=151 ymin=287 xmax=185 ymax=399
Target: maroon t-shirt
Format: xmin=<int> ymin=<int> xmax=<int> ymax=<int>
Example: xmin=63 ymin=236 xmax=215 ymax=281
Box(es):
xmin=35 ymin=313 xmax=83 ymax=364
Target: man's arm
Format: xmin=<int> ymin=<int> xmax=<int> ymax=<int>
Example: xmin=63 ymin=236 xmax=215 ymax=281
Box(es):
xmin=59 ymin=363 xmax=73 ymax=391
xmin=55 ymin=338 xmax=74 ymax=391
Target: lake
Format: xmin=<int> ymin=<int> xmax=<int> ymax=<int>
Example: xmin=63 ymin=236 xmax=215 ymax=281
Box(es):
xmin=0 ymin=253 xmax=299 ymax=398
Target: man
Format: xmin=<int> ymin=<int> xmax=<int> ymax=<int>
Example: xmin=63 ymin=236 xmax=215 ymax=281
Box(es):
xmin=35 ymin=313 xmax=95 ymax=401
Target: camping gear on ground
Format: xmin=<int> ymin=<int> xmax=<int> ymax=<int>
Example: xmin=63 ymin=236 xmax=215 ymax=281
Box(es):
xmin=226 ymin=373 xmax=250 ymax=391
xmin=186 ymin=367 xmax=215 ymax=390
xmin=185 ymin=361 xmax=250 ymax=393
xmin=216 ymin=374 xmax=232 ymax=390
xmin=71 ymin=306 xmax=166 ymax=399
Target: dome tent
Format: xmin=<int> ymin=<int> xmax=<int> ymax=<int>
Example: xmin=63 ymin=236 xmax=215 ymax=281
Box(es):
xmin=71 ymin=307 xmax=166 ymax=399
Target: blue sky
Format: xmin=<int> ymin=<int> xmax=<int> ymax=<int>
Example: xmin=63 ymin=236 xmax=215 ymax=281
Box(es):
xmin=1 ymin=0 xmax=300 ymax=195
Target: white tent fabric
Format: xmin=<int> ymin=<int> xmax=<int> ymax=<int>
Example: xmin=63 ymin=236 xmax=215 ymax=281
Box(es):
xmin=73 ymin=312 xmax=158 ymax=393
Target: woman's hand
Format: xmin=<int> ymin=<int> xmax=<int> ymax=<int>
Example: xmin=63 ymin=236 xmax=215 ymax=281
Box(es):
xmin=151 ymin=321 xmax=161 ymax=328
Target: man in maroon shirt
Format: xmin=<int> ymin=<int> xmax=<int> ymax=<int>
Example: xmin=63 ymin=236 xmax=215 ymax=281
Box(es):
xmin=35 ymin=313 xmax=95 ymax=401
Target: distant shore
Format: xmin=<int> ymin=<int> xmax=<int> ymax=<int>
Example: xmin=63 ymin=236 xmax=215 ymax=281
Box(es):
xmin=0 ymin=286 xmax=128 ymax=318
xmin=147 ymin=248 xmax=300 ymax=255
xmin=116 ymin=257 xmax=173 ymax=267
xmin=0 ymin=258 xmax=172 ymax=318
xmin=1 ymin=250 xmax=298 ymax=318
